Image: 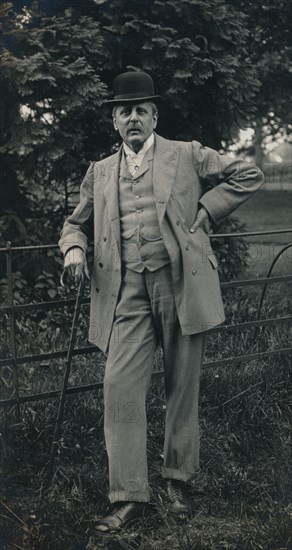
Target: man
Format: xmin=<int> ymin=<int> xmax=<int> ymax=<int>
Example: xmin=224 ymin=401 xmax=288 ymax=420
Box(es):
xmin=59 ymin=71 xmax=264 ymax=532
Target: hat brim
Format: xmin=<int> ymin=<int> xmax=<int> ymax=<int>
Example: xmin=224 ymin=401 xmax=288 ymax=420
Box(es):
xmin=104 ymin=95 xmax=162 ymax=106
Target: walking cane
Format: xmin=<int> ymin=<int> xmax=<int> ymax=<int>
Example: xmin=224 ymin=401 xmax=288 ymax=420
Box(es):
xmin=46 ymin=270 xmax=85 ymax=478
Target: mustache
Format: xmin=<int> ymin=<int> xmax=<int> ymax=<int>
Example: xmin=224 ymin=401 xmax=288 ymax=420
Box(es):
xmin=127 ymin=124 xmax=141 ymax=131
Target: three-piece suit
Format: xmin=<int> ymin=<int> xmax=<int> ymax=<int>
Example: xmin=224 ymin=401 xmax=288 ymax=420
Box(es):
xmin=59 ymin=132 xmax=264 ymax=502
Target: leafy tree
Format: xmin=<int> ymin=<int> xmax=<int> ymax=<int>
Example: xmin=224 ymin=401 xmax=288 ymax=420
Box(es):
xmin=230 ymin=0 xmax=292 ymax=169
xmin=1 ymin=11 xmax=110 ymax=242
xmin=0 ymin=2 xmax=29 ymax=243
xmin=96 ymin=0 xmax=260 ymax=146
xmin=1 ymin=0 xmax=261 ymax=245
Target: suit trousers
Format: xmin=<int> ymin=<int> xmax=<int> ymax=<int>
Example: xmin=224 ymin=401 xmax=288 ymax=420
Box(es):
xmin=104 ymin=264 xmax=207 ymax=503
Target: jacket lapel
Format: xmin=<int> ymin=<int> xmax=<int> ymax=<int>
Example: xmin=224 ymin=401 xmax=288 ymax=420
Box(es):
xmin=153 ymin=133 xmax=181 ymax=225
xmin=134 ymin=144 xmax=154 ymax=178
xmin=101 ymin=147 xmax=122 ymax=249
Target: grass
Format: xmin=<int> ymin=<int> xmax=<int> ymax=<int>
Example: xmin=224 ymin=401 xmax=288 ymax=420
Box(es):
xmin=1 ymin=328 xmax=291 ymax=549
xmin=236 ymin=189 xmax=292 ymax=237
xmin=235 ymin=189 xmax=292 ymax=281
xmin=1 ymin=190 xmax=292 ymax=549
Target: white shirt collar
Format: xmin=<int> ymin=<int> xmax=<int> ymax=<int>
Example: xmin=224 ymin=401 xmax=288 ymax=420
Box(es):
xmin=123 ymin=133 xmax=154 ymax=163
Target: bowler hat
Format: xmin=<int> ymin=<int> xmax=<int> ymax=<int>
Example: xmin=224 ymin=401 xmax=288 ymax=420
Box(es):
xmin=104 ymin=71 xmax=161 ymax=105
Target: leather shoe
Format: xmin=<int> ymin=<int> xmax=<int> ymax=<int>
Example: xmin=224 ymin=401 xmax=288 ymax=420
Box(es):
xmin=93 ymin=501 xmax=146 ymax=533
xmin=166 ymin=479 xmax=190 ymax=519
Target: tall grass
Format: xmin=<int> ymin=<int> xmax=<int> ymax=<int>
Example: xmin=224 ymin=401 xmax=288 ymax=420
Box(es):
xmin=1 ymin=284 xmax=291 ymax=549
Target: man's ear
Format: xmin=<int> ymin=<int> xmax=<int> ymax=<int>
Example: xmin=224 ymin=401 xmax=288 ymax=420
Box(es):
xmin=113 ymin=116 xmax=118 ymax=131
xmin=153 ymin=113 xmax=158 ymax=129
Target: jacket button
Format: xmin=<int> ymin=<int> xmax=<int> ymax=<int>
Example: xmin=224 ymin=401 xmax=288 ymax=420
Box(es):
xmin=103 ymin=237 xmax=107 ymax=242
xmin=95 ymin=287 xmax=99 ymax=293
xmin=176 ymin=220 xmax=180 ymax=226
xmin=192 ymin=269 xmax=197 ymax=275
xmin=99 ymin=262 xmax=103 ymax=268
xmin=185 ymin=245 xmax=189 ymax=251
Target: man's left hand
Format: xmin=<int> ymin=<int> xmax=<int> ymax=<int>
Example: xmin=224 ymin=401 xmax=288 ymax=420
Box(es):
xmin=190 ymin=206 xmax=211 ymax=234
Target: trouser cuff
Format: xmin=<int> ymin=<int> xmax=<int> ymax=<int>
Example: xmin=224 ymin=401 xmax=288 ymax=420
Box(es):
xmin=161 ymin=466 xmax=200 ymax=482
xmin=109 ymin=490 xmax=150 ymax=503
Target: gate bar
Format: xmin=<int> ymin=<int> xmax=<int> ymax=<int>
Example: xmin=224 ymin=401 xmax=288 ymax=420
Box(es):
xmin=0 ymin=347 xmax=291 ymax=408
xmin=5 ymin=242 xmax=20 ymax=420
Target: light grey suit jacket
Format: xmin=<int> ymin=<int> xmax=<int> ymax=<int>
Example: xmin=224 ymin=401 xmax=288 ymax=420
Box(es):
xmin=59 ymin=133 xmax=264 ymax=352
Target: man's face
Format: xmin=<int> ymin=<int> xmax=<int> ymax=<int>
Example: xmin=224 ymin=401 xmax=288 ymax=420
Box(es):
xmin=113 ymin=102 xmax=158 ymax=152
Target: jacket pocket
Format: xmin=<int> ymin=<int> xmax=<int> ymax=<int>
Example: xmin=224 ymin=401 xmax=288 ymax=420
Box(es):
xmin=197 ymin=225 xmax=210 ymax=239
xmin=207 ymin=253 xmax=218 ymax=269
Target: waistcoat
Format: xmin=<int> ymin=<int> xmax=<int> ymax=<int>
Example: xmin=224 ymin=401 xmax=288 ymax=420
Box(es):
xmin=119 ymin=145 xmax=170 ymax=272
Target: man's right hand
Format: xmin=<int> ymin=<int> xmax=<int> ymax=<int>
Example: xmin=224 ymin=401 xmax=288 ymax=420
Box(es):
xmin=63 ymin=247 xmax=90 ymax=286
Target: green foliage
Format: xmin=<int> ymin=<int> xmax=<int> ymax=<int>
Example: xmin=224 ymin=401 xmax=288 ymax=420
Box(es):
xmin=230 ymin=0 xmax=292 ymax=163
xmin=1 ymin=13 xmax=110 ymax=243
xmin=211 ymin=217 xmax=249 ymax=282
xmin=97 ymin=0 xmax=259 ymax=144
xmin=1 ymin=0 xmax=262 ymax=245
xmin=234 ymin=0 xmax=292 ymax=124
